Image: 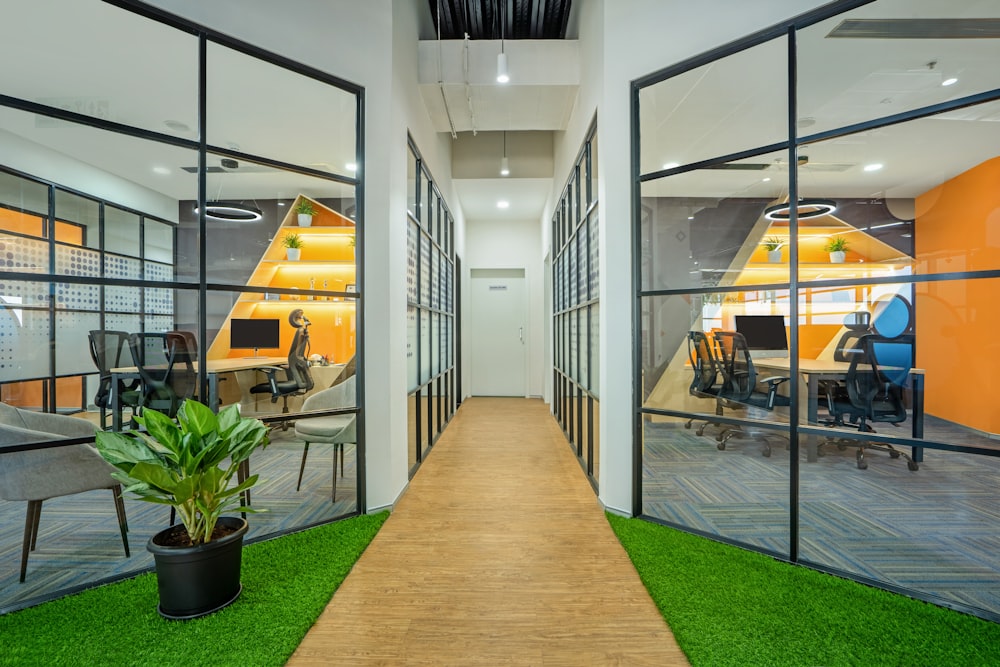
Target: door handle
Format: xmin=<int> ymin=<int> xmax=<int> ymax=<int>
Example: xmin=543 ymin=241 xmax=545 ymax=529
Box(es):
xmin=519 ymin=326 xmax=524 ymax=344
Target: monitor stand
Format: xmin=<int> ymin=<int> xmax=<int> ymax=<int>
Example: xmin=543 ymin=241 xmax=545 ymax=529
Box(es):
xmin=244 ymin=347 xmax=265 ymax=359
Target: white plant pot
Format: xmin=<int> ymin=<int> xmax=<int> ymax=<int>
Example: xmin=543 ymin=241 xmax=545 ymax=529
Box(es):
xmin=767 ymin=250 xmax=782 ymax=263
xmin=297 ymin=214 xmax=313 ymax=227
xmin=829 ymin=250 xmax=846 ymax=264
xmin=286 ymin=248 xmax=301 ymax=261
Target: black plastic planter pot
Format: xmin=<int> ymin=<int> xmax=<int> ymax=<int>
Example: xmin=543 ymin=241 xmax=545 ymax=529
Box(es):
xmin=146 ymin=516 xmax=249 ymax=620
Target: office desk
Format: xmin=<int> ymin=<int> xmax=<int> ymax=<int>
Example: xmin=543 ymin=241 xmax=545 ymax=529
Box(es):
xmin=109 ymin=356 xmax=287 ymax=431
xmin=754 ymin=357 xmax=925 ymax=463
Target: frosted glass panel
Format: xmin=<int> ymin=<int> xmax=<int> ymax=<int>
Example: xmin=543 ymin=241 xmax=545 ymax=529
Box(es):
xmin=407 ymin=306 xmax=418 ymax=391
xmin=431 ymin=313 xmax=440 ymax=377
xmin=55 ymin=282 xmax=100 ymax=311
xmin=2 ymin=234 xmax=48 ymax=273
xmin=420 ymin=310 xmax=430 ymax=383
xmin=407 ymin=221 xmax=418 ymax=303
xmin=0 ymin=300 xmax=49 ymax=382
xmin=56 ymin=311 xmax=100 ymax=375
xmin=590 ymin=304 xmax=600 ymax=398
xmin=145 ymin=220 xmax=174 ymax=264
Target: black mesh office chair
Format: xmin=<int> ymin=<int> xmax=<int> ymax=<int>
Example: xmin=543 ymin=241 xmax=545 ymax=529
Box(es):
xmin=684 ymin=331 xmax=727 ymax=436
xmin=128 ymin=332 xmax=197 ymax=419
xmin=822 ymin=333 xmax=918 ymax=471
xmin=713 ymin=330 xmax=791 ymax=456
xmin=88 ymin=329 xmax=142 ymax=429
xmin=250 ymin=310 xmax=315 ymax=421
xmin=833 ymin=310 xmax=871 ymax=362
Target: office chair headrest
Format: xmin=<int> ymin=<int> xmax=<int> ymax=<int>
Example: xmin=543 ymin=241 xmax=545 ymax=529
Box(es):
xmin=289 ymin=309 xmax=310 ymax=328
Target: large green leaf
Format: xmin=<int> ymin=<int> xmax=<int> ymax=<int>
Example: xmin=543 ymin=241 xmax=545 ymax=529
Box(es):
xmin=179 ymin=400 xmax=218 ymax=439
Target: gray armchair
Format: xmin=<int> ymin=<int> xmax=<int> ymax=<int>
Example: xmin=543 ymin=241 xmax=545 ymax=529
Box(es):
xmin=292 ymin=376 xmax=356 ymax=502
xmin=0 ymin=402 xmax=129 ymax=582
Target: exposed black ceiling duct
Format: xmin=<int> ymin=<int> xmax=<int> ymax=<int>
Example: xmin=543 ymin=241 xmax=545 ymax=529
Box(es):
xmin=429 ymin=0 xmax=572 ymax=40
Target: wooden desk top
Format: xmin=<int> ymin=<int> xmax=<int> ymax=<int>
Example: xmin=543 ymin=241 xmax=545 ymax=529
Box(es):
xmin=754 ymin=357 xmax=925 ymax=375
xmin=112 ymin=356 xmax=288 ymax=374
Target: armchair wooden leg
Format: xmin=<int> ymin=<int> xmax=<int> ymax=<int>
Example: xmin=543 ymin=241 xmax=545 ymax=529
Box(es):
xmin=297 ymin=443 xmax=310 ymax=492
xmin=20 ymin=500 xmax=41 ymax=583
xmin=111 ymin=485 xmax=130 ymax=558
xmin=29 ymin=500 xmax=42 ymax=551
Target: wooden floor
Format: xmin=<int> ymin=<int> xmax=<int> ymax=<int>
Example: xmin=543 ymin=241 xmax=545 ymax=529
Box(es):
xmin=288 ymin=397 xmax=687 ymax=666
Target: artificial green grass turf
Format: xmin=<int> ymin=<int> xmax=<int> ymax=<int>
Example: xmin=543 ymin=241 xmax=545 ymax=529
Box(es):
xmin=0 ymin=511 xmax=388 ymax=667
xmin=608 ymin=513 xmax=1000 ymax=667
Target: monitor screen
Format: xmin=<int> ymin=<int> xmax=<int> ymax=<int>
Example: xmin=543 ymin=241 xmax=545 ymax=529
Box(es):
xmin=735 ymin=315 xmax=788 ymax=351
xmin=230 ymin=318 xmax=280 ymax=350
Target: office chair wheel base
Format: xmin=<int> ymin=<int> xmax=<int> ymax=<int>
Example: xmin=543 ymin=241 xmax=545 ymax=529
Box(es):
xmin=684 ymin=420 xmax=693 ymax=430
xmin=761 ymin=445 xmax=771 ymax=458
xmin=717 ymin=441 xmax=726 ymax=451
xmin=907 ymin=460 xmax=919 ymax=472
xmin=837 ymin=443 xmax=847 ymax=451
xmin=889 ymin=450 xmax=901 ymax=459
xmin=856 ymin=450 xmax=868 ymax=470
xmin=696 ymin=424 xmax=708 ymax=436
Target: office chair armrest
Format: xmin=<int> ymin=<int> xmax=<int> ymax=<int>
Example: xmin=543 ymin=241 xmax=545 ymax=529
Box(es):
xmin=759 ymin=375 xmax=790 ymax=387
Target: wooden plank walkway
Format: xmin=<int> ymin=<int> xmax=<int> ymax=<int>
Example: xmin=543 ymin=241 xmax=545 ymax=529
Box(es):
xmin=288 ymin=397 xmax=688 ymax=666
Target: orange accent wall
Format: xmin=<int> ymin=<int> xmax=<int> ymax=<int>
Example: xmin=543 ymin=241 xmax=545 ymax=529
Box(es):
xmin=915 ymin=156 xmax=1000 ymax=433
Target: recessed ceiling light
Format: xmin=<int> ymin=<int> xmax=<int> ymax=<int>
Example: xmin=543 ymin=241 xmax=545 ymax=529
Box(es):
xmin=942 ymin=77 xmax=958 ymax=86
xmin=662 ymin=162 xmax=679 ymax=170
xmin=863 ymin=163 xmax=884 ymax=172
xmin=762 ymin=177 xmax=771 ymax=182
xmin=152 ymin=166 xmax=171 ymax=175
xmin=687 ymin=216 xmax=694 ymax=220
xmin=345 ymin=162 xmax=357 ymax=172
xmin=496 ymin=200 xmax=510 ymax=209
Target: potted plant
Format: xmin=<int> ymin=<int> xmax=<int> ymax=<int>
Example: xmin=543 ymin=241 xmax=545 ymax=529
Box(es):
xmin=762 ymin=237 xmax=784 ymax=263
xmin=283 ymin=232 xmax=304 ymax=261
xmin=94 ymin=401 xmax=269 ymax=619
xmin=294 ymin=200 xmax=315 ymax=227
xmin=349 ymin=231 xmax=356 ymax=260
xmin=824 ymin=236 xmax=849 ymax=263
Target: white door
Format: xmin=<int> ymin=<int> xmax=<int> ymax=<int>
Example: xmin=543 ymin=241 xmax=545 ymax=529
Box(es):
xmin=469 ymin=268 xmax=527 ymax=396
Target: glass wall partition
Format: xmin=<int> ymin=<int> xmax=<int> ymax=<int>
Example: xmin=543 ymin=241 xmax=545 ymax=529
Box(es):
xmin=406 ymin=136 xmax=457 ymax=477
xmin=634 ymin=0 xmax=1000 ymax=622
xmin=0 ymin=0 xmax=363 ymax=613
xmin=553 ymin=122 xmax=599 ymax=486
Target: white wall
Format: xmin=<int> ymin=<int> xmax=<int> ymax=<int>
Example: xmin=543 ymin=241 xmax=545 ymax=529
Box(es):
xmin=465 ymin=218 xmax=545 ymax=397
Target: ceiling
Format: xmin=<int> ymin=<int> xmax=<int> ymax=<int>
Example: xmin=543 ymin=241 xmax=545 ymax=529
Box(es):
xmin=427 ymin=0 xmax=573 ymax=40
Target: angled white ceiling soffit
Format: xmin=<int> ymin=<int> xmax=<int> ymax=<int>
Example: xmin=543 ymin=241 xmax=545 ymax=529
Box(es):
xmin=418 ymin=39 xmax=580 ymax=133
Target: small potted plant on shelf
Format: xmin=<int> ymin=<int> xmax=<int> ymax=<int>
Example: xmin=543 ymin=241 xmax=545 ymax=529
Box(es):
xmin=94 ymin=401 xmax=269 ymax=619
xmin=283 ymin=232 xmax=304 ymax=261
xmin=295 ymin=200 xmax=315 ymax=227
xmin=824 ymin=236 xmax=849 ymax=263
xmin=762 ymin=237 xmax=784 ymax=263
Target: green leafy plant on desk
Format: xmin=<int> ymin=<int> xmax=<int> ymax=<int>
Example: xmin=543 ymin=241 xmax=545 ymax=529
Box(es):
xmin=283 ymin=232 xmax=305 ymax=260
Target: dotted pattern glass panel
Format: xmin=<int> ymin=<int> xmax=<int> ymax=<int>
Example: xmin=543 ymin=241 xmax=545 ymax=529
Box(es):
xmin=145 ymin=261 xmax=173 ymax=282
xmin=577 ymin=225 xmax=587 ymax=304
xmin=54 ymin=243 xmax=99 ymax=277
xmin=0 ymin=280 xmax=49 ymax=307
xmin=431 ymin=312 xmax=440 ymax=376
xmin=104 ymin=254 xmax=141 ymax=280
xmin=431 ymin=248 xmax=440 ymax=310
xmin=1 ymin=234 xmax=48 ymax=273
xmin=569 ymin=309 xmax=578 ymax=382
xmin=104 ymin=313 xmax=141 ymax=333
xmin=145 ymin=315 xmax=174 ymax=333
xmin=444 ymin=314 xmax=453 ymax=368
xmin=144 ymin=287 xmax=173 ymax=315
xmin=56 ymin=311 xmax=100 ymax=375
xmin=589 ymin=213 xmax=599 ymax=298
xmin=407 ymin=221 xmax=418 ymax=303
xmin=0 ymin=305 xmax=49 ymax=381
xmin=569 ymin=235 xmax=578 ymax=308
xmin=419 ymin=310 xmax=430 ymax=384
xmin=105 ymin=286 xmax=140 ymax=313
xmin=55 ymin=282 xmax=100 ymax=311
xmin=579 ymin=308 xmax=589 ymax=389
xmin=443 ymin=260 xmax=452 ymax=313
xmin=419 ymin=233 xmax=431 ymax=306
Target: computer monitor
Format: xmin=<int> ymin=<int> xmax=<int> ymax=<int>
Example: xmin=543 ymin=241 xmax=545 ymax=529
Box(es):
xmin=230 ymin=318 xmax=280 ymax=358
xmin=735 ymin=315 xmax=788 ymax=357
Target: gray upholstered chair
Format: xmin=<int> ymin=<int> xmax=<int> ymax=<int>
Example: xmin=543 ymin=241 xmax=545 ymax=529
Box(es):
xmin=0 ymin=402 xmax=129 ymax=582
xmin=292 ymin=375 xmax=356 ymax=502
